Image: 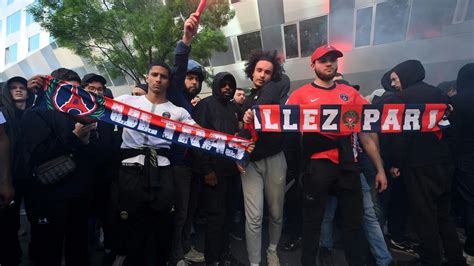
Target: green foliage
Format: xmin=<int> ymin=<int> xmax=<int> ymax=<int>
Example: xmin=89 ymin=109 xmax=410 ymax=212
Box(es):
xmin=29 ymin=0 xmax=235 ymax=84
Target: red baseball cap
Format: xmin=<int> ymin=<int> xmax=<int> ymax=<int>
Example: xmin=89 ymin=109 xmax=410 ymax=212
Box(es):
xmin=310 ymin=44 xmax=343 ymax=63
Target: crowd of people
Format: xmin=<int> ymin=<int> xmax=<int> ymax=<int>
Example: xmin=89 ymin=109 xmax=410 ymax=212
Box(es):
xmin=0 ymin=12 xmax=473 ymax=266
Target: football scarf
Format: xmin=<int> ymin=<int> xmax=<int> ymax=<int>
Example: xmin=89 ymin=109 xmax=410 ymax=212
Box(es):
xmin=252 ymin=104 xmax=450 ymax=133
xmin=38 ymin=76 xmax=253 ymax=161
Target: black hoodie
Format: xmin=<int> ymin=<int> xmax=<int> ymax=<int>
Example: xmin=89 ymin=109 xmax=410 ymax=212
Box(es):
xmin=450 ymin=63 xmax=474 ymax=156
xmin=388 ymin=60 xmax=452 ymax=168
xmin=192 ymin=72 xmax=241 ymax=176
xmin=0 ymin=77 xmax=35 ymax=181
xmin=240 ymin=76 xmax=288 ymax=162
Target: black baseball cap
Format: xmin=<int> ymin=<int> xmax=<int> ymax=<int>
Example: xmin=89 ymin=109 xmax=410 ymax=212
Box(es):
xmin=7 ymin=76 xmax=27 ymax=87
xmin=82 ymin=73 xmax=107 ymax=86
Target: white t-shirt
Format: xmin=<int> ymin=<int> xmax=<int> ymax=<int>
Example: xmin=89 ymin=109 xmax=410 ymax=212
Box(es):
xmin=0 ymin=111 xmax=5 ymax=125
xmin=115 ymin=95 xmax=196 ymax=166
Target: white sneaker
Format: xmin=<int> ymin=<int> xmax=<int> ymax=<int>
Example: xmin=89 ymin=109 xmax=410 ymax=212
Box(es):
xmin=176 ymin=259 xmax=189 ymax=266
xmin=464 ymin=251 xmax=474 ymax=266
xmin=184 ymin=246 xmax=205 ymax=263
xmin=267 ymin=249 xmax=280 ymax=266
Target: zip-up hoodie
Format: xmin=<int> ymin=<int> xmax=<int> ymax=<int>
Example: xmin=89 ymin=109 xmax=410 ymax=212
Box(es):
xmin=192 ymin=72 xmax=240 ymax=176
xmin=388 ymin=60 xmax=452 ymax=168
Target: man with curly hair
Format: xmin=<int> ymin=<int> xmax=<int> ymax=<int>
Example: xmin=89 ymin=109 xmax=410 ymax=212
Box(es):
xmin=241 ymin=50 xmax=287 ymax=266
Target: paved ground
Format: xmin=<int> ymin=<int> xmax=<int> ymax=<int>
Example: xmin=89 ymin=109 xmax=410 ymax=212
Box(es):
xmin=18 ymin=209 xmax=420 ymax=266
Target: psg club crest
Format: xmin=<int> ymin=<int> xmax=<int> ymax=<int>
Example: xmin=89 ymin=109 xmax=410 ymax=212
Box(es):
xmin=339 ymin=93 xmax=349 ymax=101
xmin=342 ymin=110 xmax=360 ymax=130
xmin=53 ymin=83 xmax=98 ymax=116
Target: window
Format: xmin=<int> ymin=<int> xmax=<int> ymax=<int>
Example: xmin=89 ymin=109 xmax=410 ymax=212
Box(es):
xmin=26 ymin=5 xmax=36 ymax=26
xmin=374 ymin=0 xmax=410 ymax=45
xmin=237 ymin=31 xmax=262 ymax=61
xmin=29 ymin=34 xmax=40 ymax=52
xmin=355 ymin=7 xmax=373 ymax=47
xmin=407 ymin=0 xmax=456 ymax=40
xmin=7 ymin=11 xmax=21 ymax=35
xmin=283 ymin=24 xmax=298 ymax=59
xmin=299 ymin=16 xmax=328 ymax=57
xmin=5 ymin=44 xmax=18 ymax=64
xmin=466 ymin=0 xmax=474 ymax=21
xmin=7 ymin=0 xmax=14 ymax=5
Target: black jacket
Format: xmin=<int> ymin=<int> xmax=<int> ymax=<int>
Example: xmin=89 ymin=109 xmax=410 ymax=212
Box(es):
xmin=388 ymin=60 xmax=452 ymax=168
xmin=450 ymin=63 xmax=474 ymax=156
xmin=192 ymin=72 xmax=240 ymax=176
xmin=240 ymin=77 xmax=288 ymax=162
xmin=22 ymin=108 xmax=95 ymax=199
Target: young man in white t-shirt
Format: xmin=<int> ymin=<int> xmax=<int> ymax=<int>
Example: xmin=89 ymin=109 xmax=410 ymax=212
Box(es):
xmin=111 ymin=13 xmax=199 ymax=266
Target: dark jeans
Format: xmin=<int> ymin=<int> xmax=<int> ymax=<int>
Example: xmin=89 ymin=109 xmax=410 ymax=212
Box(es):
xmin=0 ymin=200 xmax=21 ymax=266
xmin=405 ymin=164 xmax=465 ymax=265
xmin=387 ymin=173 xmax=409 ymax=242
xmin=203 ymin=174 xmax=237 ymax=263
xmin=301 ymin=159 xmax=367 ymax=266
xmin=28 ymin=197 xmax=90 ymax=266
xmin=172 ymin=165 xmax=199 ymax=263
xmin=283 ymin=156 xmax=302 ymax=237
xmin=454 ymin=154 xmax=474 ymax=256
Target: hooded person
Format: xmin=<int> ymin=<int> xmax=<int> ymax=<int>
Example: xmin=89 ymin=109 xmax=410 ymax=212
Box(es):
xmin=190 ymin=72 xmax=244 ymax=265
xmin=0 ymin=76 xmax=35 ymax=266
xmin=388 ymin=60 xmax=465 ymax=265
xmin=185 ymin=59 xmax=205 ymax=101
xmin=450 ymin=63 xmax=474 ymax=263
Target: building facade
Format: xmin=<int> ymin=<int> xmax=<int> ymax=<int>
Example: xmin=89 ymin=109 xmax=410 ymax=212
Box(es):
xmin=1 ymin=0 xmax=473 ymax=97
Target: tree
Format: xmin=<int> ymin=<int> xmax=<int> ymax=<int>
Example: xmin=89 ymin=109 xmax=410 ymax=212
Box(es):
xmin=29 ymin=0 xmax=234 ymax=84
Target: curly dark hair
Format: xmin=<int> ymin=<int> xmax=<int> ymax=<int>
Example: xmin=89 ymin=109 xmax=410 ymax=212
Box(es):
xmin=244 ymin=50 xmax=284 ymax=83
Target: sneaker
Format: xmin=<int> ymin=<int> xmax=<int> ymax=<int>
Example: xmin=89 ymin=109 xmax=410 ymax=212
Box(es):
xmin=282 ymin=236 xmax=302 ymax=252
xmin=229 ymin=225 xmax=245 ymax=241
xmin=220 ymin=252 xmax=245 ymax=266
xmin=318 ymin=247 xmax=334 ymax=266
xmin=176 ymin=259 xmax=189 ymax=266
xmin=184 ymin=246 xmax=205 ymax=263
xmin=464 ymin=251 xmax=474 ymax=266
xmin=389 ymin=239 xmax=419 ymax=257
xmin=267 ymin=249 xmax=280 ymax=266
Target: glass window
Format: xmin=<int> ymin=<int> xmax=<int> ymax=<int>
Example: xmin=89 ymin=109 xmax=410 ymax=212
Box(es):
xmin=283 ymin=24 xmax=298 ymax=59
xmin=26 ymin=5 xmax=36 ymax=26
xmin=407 ymin=0 xmax=456 ymax=40
xmin=374 ymin=0 xmax=410 ymax=45
xmin=237 ymin=31 xmax=262 ymax=61
xmin=29 ymin=34 xmax=40 ymax=52
xmin=7 ymin=11 xmax=21 ymax=35
xmin=7 ymin=0 xmax=14 ymax=5
xmin=355 ymin=7 xmax=373 ymax=47
xmin=299 ymin=16 xmax=328 ymax=57
xmin=5 ymin=44 xmax=18 ymax=64
xmin=466 ymin=0 xmax=474 ymax=21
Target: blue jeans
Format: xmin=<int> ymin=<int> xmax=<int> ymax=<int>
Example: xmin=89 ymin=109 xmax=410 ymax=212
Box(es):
xmin=320 ymin=174 xmax=392 ymax=266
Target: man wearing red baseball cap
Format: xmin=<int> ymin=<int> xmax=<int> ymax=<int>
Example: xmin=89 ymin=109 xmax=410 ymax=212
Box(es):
xmin=286 ymin=44 xmax=387 ymax=266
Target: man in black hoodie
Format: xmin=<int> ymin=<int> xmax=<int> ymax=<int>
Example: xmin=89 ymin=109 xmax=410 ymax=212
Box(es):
xmin=451 ymin=63 xmax=474 ymax=264
xmin=388 ymin=60 xmax=465 ymax=265
xmin=192 ymin=72 xmax=243 ymax=266
xmin=0 ymin=76 xmax=35 ymax=266
xmin=22 ymin=68 xmax=97 ymax=266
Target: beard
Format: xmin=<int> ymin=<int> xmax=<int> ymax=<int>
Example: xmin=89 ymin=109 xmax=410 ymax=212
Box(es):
xmin=315 ymin=68 xmax=337 ymax=81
